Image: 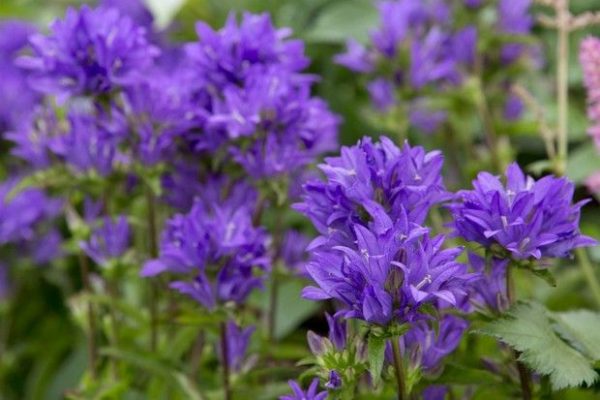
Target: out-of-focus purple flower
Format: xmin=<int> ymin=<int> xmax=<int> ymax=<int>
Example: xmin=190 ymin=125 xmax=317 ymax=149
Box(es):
xmin=367 ymin=78 xmax=396 ymax=112
xmin=0 ymin=21 xmax=40 ymax=133
xmin=464 ymin=0 xmax=482 ymax=8
xmin=409 ymin=103 xmax=447 ymax=134
xmin=334 ymin=39 xmax=373 ymax=73
xmin=31 ymin=229 xmax=63 ymax=264
xmin=410 ymin=29 xmax=459 ymax=89
xmin=18 ymin=5 xmax=159 ymax=100
xmin=453 ymin=26 xmax=477 ymax=66
xmin=325 ymin=370 xmax=342 ymax=390
xmin=281 ymin=230 xmax=311 ymax=274
xmin=185 ymin=12 xmax=308 ymax=88
xmin=0 ymin=178 xmax=62 ymax=245
xmin=468 ymin=253 xmax=509 ymax=312
xmin=160 ymin=161 xmax=203 ymax=212
xmin=219 ymin=320 xmax=255 ymax=373
xmin=391 ymin=315 xmax=467 ymax=374
xmin=585 ymin=171 xmax=600 ymax=194
xmin=280 ymin=379 xmax=327 ymax=400
xmin=80 ymin=216 xmax=130 ymax=267
xmin=423 ymin=385 xmax=449 ymax=400
xmin=581 ymin=37 xmax=600 ymax=151
xmin=497 ymin=0 xmax=532 ymax=64
xmin=450 ymin=163 xmax=597 ymax=259
xmin=295 ymin=137 xmax=449 ymax=248
xmin=141 ymin=182 xmax=270 ymax=309
xmin=99 ymin=0 xmax=154 ymax=30
xmin=504 ymin=95 xmax=524 ymax=121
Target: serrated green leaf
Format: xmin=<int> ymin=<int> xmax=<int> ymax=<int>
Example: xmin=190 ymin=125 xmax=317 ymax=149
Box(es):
xmin=367 ymin=335 xmax=386 ymax=385
xmin=552 ymin=310 xmax=600 ymax=360
xmin=477 ymin=302 xmax=598 ymax=390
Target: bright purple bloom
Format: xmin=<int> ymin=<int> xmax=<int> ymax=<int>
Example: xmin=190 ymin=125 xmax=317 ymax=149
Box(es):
xmin=295 ymin=137 xmax=449 ymax=249
xmin=18 ymin=5 xmax=159 ymax=100
xmin=218 ymin=320 xmax=255 ymax=373
xmin=80 ymin=216 xmax=130 ymax=267
xmin=280 ymin=379 xmax=327 ymax=400
xmin=99 ymin=0 xmax=154 ymax=30
xmin=451 ymin=163 xmax=597 ymax=259
xmin=580 ymin=36 xmax=600 ymax=151
xmin=141 ymin=182 xmax=270 ymax=309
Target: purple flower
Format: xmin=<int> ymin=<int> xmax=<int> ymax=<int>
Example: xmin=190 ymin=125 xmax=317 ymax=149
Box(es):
xmin=367 ymin=78 xmax=396 ymax=112
xmin=99 ymin=0 xmax=154 ymax=30
xmin=410 ymin=29 xmax=459 ymax=89
xmin=325 ymin=370 xmax=342 ymax=390
xmin=450 ymin=163 xmax=597 ymax=259
xmin=423 ymin=385 xmax=449 ymax=400
xmin=325 ymin=313 xmax=347 ymax=351
xmin=303 ymin=221 xmax=475 ymax=325
xmin=409 ymin=102 xmax=447 ymax=134
xmin=80 ymin=215 xmax=130 ymax=267
xmin=0 ymin=21 xmax=40 ymax=133
xmin=295 ymin=137 xmax=449 ymax=249
xmin=280 ymin=379 xmax=327 ymax=400
xmin=141 ymin=181 xmax=270 ymax=309
xmin=504 ymin=95 xmax=524 ymax=121
xmin=160 ymin=160 xmax=204 ymax=212
xmin=464 ymin=0 xmax=482 ymax=8
xmin=218 ymin=320 xmax=255 ymax=373
xmin=18 ymin=5 xmax=159 ymax=100
xmin=334 ymin=39 xmax=373 ymax=73
xmin=497 ymin=0 xmax=533 ymax=64
xmin=281 ymin=230 xmax=311 ymax=274
xmin=467 ymin=253 xmax=509 ymax=313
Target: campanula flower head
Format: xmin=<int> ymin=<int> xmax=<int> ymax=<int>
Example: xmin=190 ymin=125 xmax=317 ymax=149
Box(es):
xmin=141 ymin=180 xmax=270 ymax=309
xmin=497 ymin=0 xmax=533 ymax=64
xmin=18 ymin=5 xmax=159 ymax=100
xmin=0 ymin=21 xmax=40 ymax=134
xmin=391 ymin=315 xmax=468 ymax=374
xmin=80 ymin=215 xmax=131 ymax=268
xmin=467 ymin=253 xmax=509 ymax=313
xmin=303 ymin=209 xmax=475 ymax=325
xmin=580 ymin=36 xmax=600 ymax=151
xmin=280 ymin=378 xmax=327 ymax=400
xmin=183 ymin=13 xmax=339 ymax=177
xmin=450 ymin=163 xmax=597 ymax=260
xmin=295 ymin=137 xmax=449 ymax=249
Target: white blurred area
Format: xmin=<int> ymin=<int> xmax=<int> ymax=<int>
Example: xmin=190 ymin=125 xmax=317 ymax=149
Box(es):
xmin=145 ymin=0 xmax=186 ymax=29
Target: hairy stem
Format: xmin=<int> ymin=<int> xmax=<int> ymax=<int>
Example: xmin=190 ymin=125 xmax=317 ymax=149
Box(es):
xmin=220 ymin=322 xmax=232 ymax=400
xmin=390 ymin=338 xmax=407 ymax=400
xmin=78 ymin=252 xmax=98 ymax=379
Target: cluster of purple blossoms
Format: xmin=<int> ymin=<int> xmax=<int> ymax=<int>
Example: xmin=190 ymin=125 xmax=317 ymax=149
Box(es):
xmin=0 ymin=21 xmax=40 ymax=134
xmin=181 ymin=12 xmax=340 ymax=177
xmin=335 ymin=0 xmax=477 ymax=133
xmin=18 ymin=5 xmax=159 ymax=101
xmin=297 ymin=137 xmax=475 ymax=327
xmin=141 ymin=181 xmax=270 ymax=310
xmin=80 ymin=215 xmax=131 ymax=268
xmin=450 ymin=163 xmax=596 ymax=260
xmin=219 ymin=320 xmax=256 ymax=373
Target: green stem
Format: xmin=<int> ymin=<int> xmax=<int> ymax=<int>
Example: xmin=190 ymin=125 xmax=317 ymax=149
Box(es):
xmin=556 ymin=0 xmax=570 ymax=174
xmin=146 ymin=187 xmax=159 ymax=351
xmin=506 ymin=264 xmax=533 ymax=400
xmin=220 ymin=322 xmax=233 ymax=400
xmin=267 ymin=273 xmax=278 ymax=341
xmin=575 ymin=248 xmax=600 ymax=309
xmin=390 ymin=338 xmax=407 ymax=400
xmin=78 ymin=252 xmax=98 ymax=379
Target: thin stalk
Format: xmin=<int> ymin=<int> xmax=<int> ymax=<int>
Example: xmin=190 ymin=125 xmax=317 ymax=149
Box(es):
xmin=506 ymin=264 xmax=533 ymax=400
xmin=78 ymin=252 xmax=98 ymax=379
xmin=145 ymin=187 xmax=159 ymax=351
xmin=390 ymin=338 xmax=407 ymax=400
xmin=575 ymin=248 xmax=600 ymax=309
xmin=219 ymin=322 xmax=232 ymax=400
xmin=267 ymin=273 xmax=278 ymax=341
xmin=106 ymin=279 xmax=121 ymax=379
xmin=556 ymin=0 xmax=570 ymax=174
xmin=475 ymin=56 xmax=501 ymax=173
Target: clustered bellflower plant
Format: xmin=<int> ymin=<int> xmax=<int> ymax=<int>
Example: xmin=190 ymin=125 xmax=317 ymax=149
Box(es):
xmin=0 ymin=1 xmax=599 ymax=400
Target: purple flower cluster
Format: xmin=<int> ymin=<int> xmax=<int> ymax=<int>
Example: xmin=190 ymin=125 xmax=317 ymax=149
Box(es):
xmin=18 ymin=5 xmax=159 ymax=100
xmin=142 ymin=181 xmax=270 ymax=309
xmin=219 ymin=320 xmax=255 ymax=373
xmin=297 ymin=137 xmax=475 ymax=326
xmin=280 ymin=379 xmax=328 ymax=400
xmin=335 ymin=0 xmax=476 ymax=132
xmin=182 ymin=12 xmax=339 ymax=177
xmin=81 ymin=215 xmax=131 ymax=268
xmin=450 ymin=163 xmax=596 ymax=260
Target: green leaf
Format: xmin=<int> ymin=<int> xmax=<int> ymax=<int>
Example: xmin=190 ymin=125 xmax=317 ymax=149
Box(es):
xmin=566 ymin=145 xmax=600 ymax=184
xmin=367 ymin=335 xmax=386 ymax=386
xmin=304 ymin=0 xmax=379 ymax=44
xmin=552 ymin=310 xmax=600 ymax=360
xmin=529 ymin=268 xmax=557 ymax=287
xmin=477 ymin=302 xmax=598 ymax=390
xmin=272 ymin=280 xmax=321 ymax=340
xmin=435 ymin=363 xmax=501 ymax=386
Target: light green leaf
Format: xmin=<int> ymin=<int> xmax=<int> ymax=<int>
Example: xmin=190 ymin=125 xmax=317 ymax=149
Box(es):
xmin=273 ymin=280 xmax=321 ymax=340
xmin=367 ymin=335 xmax=386 ymax=386
xmin=304 ymin=0 xmax=379 ymax=44
xmin=477 ymin=302 xmax=598 ymax=390
xmin=552 ymin=310 xmax=600 ymax=360
xmin=566 ymin=145 xmax=600 ymax=184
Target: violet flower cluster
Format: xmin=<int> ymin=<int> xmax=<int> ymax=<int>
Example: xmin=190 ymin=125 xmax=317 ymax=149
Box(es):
xmin=296 ymin=137 xmax=475 ymax=327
